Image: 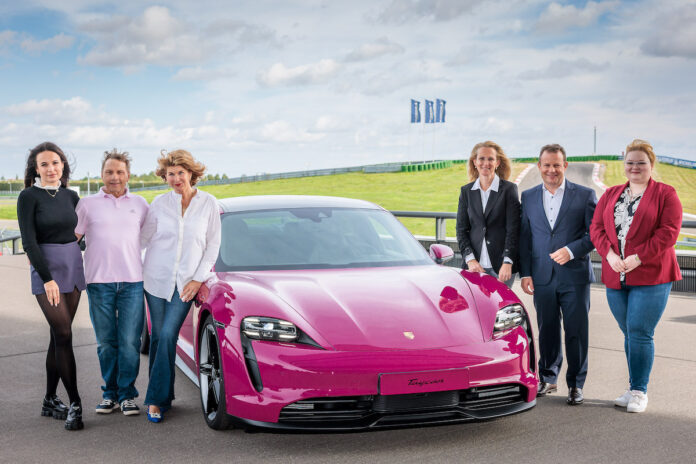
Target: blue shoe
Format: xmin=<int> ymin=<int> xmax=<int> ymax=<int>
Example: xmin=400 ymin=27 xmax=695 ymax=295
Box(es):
xmin=147 ymin=407 xmax=162 ymax=423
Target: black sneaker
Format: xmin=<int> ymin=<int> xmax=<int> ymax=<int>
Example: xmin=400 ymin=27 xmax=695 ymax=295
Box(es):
xmin=41 ymin=395 xmax=68 ymax=420
xmin=65 ymin=402 xmax=84 ymax=431
xmin=120 ymin=399 xmax=140 ymax=416
xmin=95 ymin=398 xmax=119 ymax=414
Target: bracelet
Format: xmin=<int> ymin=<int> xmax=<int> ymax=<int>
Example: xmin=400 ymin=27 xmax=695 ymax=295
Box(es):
xmin=634 ymin=254 xmax=641 ymax=265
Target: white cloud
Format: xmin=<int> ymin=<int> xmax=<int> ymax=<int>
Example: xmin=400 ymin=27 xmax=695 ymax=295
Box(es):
xmin=313 ymin=115 xmax=350 ymax=132
xmin=344 ymin=37 xmax=404 ymax=62
xmin=172 ymin=66 xmax=237 ymax=81
xmin=535 ymin=1 xmax=618 ymax=33
xmin=20 ymin=33 xmax=75 ymax=54
xmin=377 ymin=0 xmax=485 ymax=23
xmin=256 ymin=59 xmax=341 ymax=87
xmin=75 ymin=6 xmax=281 ymax=70
xmin=518 ymin=57 xmax=609 ymax=80
xmin=3 ymin=97 xmax=95 ymax=124
xmin=205 ymin=19 xmax=279 ymax=47
xmin=78 ymin=6 xmax=207 ymax=67
xmin=260 ymin=120 xmax=325 ymax=143
xmin=348 ymin=59 xmax=449 ymax=95
xmin=641 ymin=4 xmax=696 ymax=59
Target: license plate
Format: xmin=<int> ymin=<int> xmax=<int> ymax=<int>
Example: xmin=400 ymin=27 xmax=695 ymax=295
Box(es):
xmin=379 ymin=368 xmax=469 ymax=395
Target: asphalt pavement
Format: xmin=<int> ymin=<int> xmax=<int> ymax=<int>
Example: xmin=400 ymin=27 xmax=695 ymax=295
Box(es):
xmin=1 ymin=250 xmax=695 ymax=464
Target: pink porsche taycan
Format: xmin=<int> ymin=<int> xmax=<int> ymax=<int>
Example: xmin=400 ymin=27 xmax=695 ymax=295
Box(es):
xmin=172 ymin=195 xmax=538 ymax=430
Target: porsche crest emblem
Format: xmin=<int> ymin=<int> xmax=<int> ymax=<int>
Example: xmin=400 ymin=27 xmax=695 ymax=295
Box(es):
xmin=403 ymin=331 xmax=415 ymax=340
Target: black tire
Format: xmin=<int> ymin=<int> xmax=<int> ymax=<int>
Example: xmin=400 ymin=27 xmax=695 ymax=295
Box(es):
xmin=198 ymin=315 xmax=232 ymax=430
xmin=140 ymin=305 xmax=150 ymax=355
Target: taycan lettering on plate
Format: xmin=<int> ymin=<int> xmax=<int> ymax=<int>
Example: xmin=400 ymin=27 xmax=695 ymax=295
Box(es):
xmin=380 ymin=368 xmax=469 ymax=395
xmin=408 ymin=378 xmax=444 ymax=386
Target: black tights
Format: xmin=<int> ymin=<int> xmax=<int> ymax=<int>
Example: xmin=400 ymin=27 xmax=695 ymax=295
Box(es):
xmin=37 ymin=288 xmax=81 ymax=404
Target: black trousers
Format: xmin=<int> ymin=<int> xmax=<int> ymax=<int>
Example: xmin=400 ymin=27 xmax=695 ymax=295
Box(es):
xmin=533 ymin=270 xmax=590 ymax=388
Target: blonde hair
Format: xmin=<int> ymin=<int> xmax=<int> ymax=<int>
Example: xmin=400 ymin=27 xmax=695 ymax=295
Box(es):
xmin=156 ymin=149 xmax=206 ymax=186
xmin=468 ymin=141 xmax=512 ymax=181
xmin=625 ymin=139 xmax=656 ymax=166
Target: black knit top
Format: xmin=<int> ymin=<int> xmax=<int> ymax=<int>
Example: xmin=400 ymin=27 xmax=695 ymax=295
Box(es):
xmin=17 ymin=186 xmax=80 ymax=283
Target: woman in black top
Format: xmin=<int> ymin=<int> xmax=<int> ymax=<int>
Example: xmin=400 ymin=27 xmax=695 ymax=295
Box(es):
xmin=17 ymin=142 xmax=86 ymax=430
xmin=456 ymin=141 xmax=520 ymax=287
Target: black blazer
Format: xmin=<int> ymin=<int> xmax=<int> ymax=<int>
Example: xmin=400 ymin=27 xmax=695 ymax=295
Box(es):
xmin=456 ymin=178 xmax=521 ymax=273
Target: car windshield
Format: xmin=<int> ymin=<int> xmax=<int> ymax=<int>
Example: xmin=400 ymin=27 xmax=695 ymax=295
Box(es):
xmin=215 ymin=207 xmax=433 ymax=271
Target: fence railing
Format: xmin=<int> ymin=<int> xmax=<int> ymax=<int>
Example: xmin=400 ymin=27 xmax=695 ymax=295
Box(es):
xmin=390 ymin=210 xmax=696 ymax=247
xmin=392 ymin=211 xmax=696 ymax=293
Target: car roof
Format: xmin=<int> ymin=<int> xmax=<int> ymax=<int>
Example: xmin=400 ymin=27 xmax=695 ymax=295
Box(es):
xmin=218 ymin=195 xmax=385 ymax=213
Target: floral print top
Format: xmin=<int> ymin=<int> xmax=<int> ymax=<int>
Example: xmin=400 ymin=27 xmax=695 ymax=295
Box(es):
xmin=614 ymin=186 xmax=643 ymax=281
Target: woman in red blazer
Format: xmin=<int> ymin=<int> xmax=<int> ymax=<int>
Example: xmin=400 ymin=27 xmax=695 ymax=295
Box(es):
xmin=590 ymin=139 xmax=682 ymax=414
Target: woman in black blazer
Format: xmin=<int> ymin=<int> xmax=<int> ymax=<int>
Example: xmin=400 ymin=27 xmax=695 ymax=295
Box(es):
xmin=456 ymin=141 xmax=520 ymax=286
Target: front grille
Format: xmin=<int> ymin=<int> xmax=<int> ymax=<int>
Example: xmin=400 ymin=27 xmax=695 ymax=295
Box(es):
xmin=460 ymin=384 xmax=526 ymax=410
xmin=277 ymin=383 xmax=528 ymax=428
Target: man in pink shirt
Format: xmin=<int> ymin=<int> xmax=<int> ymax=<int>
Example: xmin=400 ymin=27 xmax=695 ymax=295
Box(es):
xmin=75 ymin=150 xmax=149 ymax=416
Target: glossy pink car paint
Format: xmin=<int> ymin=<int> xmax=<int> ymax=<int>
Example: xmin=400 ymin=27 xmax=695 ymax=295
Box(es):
xmin=181 ymin=266 xmax=537 ymax=425
xmin=168 ymin=195 xmax=538 ymax=429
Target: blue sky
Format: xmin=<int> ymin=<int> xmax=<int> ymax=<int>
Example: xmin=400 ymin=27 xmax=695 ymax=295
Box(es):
xmin=1 ymin=0 xmax=695 ymax=179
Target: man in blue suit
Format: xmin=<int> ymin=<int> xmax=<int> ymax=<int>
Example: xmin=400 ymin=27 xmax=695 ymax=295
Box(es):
xmin=520 ymin=144 xmax=597 ymax=405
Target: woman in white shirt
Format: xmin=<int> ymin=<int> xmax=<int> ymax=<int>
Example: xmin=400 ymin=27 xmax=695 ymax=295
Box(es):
xmin=456 ymin=141 xmax=520 ymax=287
xmin=140 ymin=149 xmax=221 ymax=423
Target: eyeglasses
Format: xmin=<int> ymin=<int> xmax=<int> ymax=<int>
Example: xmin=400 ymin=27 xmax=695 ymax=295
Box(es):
xmin=624 ymin=161 xmax=649 ymax=167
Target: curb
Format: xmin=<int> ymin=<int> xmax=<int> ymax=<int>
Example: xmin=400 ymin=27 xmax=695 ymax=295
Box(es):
xmin=591 ymin=162 xmax=608 ymax=191
xmin=513 ymin=164 xmax=535 ymax=185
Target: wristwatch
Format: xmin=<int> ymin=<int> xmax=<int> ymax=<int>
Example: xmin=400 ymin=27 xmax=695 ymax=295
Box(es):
xmin=634 ymin=254 xmax=641 ymax=265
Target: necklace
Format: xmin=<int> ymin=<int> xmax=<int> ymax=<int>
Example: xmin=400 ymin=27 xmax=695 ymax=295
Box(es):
xmin=45 ymin=188 xmax=59 ymax=198
xmin=627 ymin=186 xmax=644 ymax=201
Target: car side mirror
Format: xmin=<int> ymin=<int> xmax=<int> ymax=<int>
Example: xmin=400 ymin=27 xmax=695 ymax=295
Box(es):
xmin=429 ymin=244 xmax=454 ymax=264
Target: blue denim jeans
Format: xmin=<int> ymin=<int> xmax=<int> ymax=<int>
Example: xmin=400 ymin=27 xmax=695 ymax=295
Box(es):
xmin=606 ymin=282 xmax=672 ymax=393
xmin=144 ymin=288 xmax=192 ymax=408
xmin=86 ymin=282 xmax=144 ymax=402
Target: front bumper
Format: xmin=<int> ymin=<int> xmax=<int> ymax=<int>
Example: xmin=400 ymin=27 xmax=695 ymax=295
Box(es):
xmin=219 ymin=325 xmax=538 ymax=429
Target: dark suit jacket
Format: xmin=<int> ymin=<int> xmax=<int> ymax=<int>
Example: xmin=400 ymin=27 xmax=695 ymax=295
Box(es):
xmin=456 ymin=178 xmax=521 ymax=273
xmin=519 ymin=180 xmax=597 ymax=286
xmin=590 ymin=178 xmax=682 ymax=289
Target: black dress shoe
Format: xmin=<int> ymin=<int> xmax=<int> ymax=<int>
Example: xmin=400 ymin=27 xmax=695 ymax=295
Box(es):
xmin=41 ymin=395 xmax=68 ymax=420
xmin=567 ymin=387 xmax=584 ymax=405
xmin=537 ymin=381 xmax=558 ymax=397
xmin=65 ymin=402 xmax=84 ymax=431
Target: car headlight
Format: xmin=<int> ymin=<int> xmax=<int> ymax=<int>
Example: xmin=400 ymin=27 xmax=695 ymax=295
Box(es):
xmin=242 ymin=317 xmax=298 ymax=342
xmin=494 ymin=304 xmax=527 ymax=332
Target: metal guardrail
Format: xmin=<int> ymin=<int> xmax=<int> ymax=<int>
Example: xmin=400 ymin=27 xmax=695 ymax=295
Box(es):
xmin=0 ymin=231 xmax=22 ymax=255
xmin=392 ymin=211 xmax=696 ymax=294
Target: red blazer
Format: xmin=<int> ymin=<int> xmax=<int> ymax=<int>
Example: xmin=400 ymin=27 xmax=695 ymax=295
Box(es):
xmin=590 ymin=178 xmax=682 ymax=289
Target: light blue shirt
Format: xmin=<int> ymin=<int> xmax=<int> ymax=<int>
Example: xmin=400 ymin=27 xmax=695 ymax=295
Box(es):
xmin=465 ymin=174 xmax=513 ymax=268
xmin=542 ymin=178 xmax=574 ymax=260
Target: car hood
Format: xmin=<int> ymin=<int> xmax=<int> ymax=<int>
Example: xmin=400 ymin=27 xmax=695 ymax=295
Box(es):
xmin=227 ymin=265 xmax=487 ymax=351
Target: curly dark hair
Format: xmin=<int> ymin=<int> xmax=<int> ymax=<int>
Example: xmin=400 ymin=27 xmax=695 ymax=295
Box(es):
xmin=24 ymin=142 xmax=71 ymax=189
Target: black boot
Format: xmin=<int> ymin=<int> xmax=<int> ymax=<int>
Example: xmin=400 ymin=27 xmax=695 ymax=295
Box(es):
xmin=65 ymin=402 xmax=84 ymax=431
xmin=41 ymin=395 xmax=68 ymax=420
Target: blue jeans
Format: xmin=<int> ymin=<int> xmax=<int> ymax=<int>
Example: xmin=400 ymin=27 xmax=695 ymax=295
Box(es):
xmin=606 ymin=282 xmax=672 ymax=393
xmin=144 ymin=288 xmax=192 ymax=408
xmin=86 ymin=282 xmax=144 ymax=402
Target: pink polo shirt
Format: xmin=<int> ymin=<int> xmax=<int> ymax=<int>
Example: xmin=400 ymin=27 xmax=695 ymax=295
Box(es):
xmin=75 ymin=187 xmax=149 ymax=284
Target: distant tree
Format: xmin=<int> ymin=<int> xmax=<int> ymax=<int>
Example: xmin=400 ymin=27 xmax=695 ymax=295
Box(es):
xmin=222 ymin=174 xmax=229 ymax=180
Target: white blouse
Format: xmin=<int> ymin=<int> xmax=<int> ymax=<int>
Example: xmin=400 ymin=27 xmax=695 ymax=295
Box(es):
xmin=141 ymin=189 xmax=221 ymax=301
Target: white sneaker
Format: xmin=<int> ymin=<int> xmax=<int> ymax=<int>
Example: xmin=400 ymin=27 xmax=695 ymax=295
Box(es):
xmin=614 ymin=389 xmax=632 ymax=408
xmin=627 ymin=390 xmax=648 ymax=413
